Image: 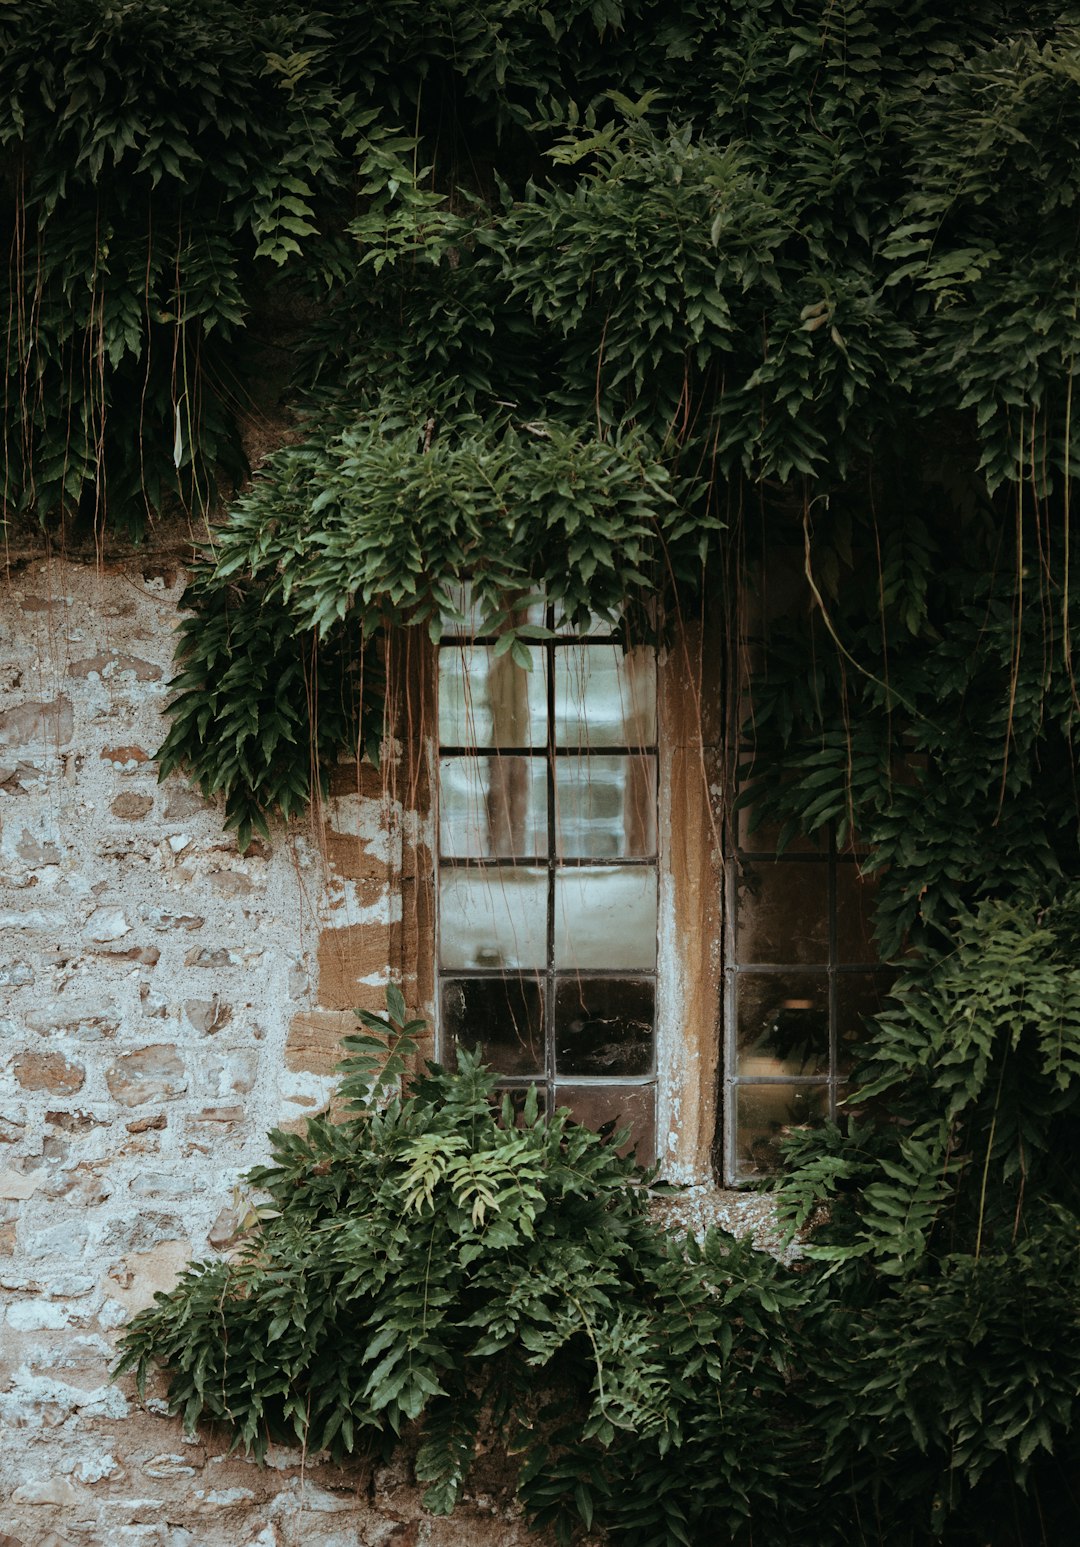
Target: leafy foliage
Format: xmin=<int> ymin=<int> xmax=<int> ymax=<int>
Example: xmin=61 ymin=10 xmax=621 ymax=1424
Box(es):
xmin=113 ymin=994 xmax=806 ymax=1542
xmin=10 ymin=5 xmax=1080 ymax=1543
xmin=116 ymin=992 xmax=1080 ymax=1545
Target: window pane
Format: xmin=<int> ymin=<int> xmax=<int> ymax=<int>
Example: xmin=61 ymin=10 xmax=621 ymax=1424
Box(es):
xmin=735 ymin=973 xmax=829 ymax=1076
xmin=439 ymin=756 xmax=547 ymax=858
xmin=493 ymin=1086 xmax=549 ymax=1125
xmin=555 ymin=754 xmax=657 ymax=858
xmin=438 ymin=582 xmax=544 ymax=638
xmin=439 ymin=868 xmax=547 ymax=969
xmin=734 ymin=1083 xmax=828 ymax=1179
xmin=554 ymin=867 xmax=656 ymax=970
xmin=734 ymin=797 xmax=823 ymax=855
xmin=555 ymin=1082 xmax=656 ymax=1163
xmin=555 ymin=977 xmax=654 ymax=1076
xmin=734 ymin=859 xmax=829 ymax=964
xmin=835 ymin=863 xmax=879 ymax=962
xmin=551 ymin=601 xmax=622 ymax=635
xmin=554 ymin=644 xmax=656 ymax=748
xmin=438 ymin=645 xmax=547 ymax=747
xmin=836 ymin=972 xmax=894 ymax=1074
xmin=442 ymin=976 xmax=544 ymax=1075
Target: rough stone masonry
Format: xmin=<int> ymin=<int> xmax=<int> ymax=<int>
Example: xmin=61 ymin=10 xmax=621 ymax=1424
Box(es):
xmin=0 ymin=547 xmax=531 ymax=1547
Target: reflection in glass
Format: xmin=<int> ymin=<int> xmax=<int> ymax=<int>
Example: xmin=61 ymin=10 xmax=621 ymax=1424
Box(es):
xmin=438 ymin=582 xmax=545 ymax=638
xmin=734 ymin=798 xmax=822 ymax=855
xmin=554 ymin=645 xmax=656 ymax=748
xmin=494 ymin=1086 xmax=549 ymax=1125
xmin=735 ymin=1084 xmax=828 ymax=1179
xmin=555 ymin=1082 xmax=656 ymax=1163
xmin=555 ymin=755 xmax=657 ymax=858
xmin=438 ymin=645 xmax=547 ymax=747
xmin=554 ymin=867 xmax=657 ymax=970
xmin=835 ymin=864 xmax=879 ymax=962
xmin=836 ymin=973 xmax=894 ymax=1074
xmin=439 ymin=756 xmax=547 ymax=858
xmin=442 ymin=976 xmax=544 ymax=1075
xmin=551 ymin=602 xmax=622 ymax=635
xmin=555 ymin=977 xmax=654 ymax=1076
xmin=735 ymin=974 xmax=829 ymax=1076
xmin=439 ymin=868 xmax=547 ymax=969
xmin=735 ymin=860 xmax=829 ymax=964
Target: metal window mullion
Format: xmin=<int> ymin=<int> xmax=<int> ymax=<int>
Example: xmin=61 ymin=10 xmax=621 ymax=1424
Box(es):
xmin=827 ymin=832 xmax=837 ymax=1119
xmin=545 ymin=631 xmax=557 ymax=1109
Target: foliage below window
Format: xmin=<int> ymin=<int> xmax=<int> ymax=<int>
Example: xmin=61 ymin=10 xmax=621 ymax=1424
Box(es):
xmin=115 ymin=989 xmax=1080 ymax=1546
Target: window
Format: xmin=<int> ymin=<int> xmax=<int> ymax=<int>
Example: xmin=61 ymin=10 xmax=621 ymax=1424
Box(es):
xmin=436 ymin=604 xmax=659 ymax=1159
xmin=431 ymin=575 xmax=886 ymax=1188
xmin=722 ymin=547 xmax=891 ymax=1183
xmin=722 ymin=800 xmax=893 ymax=1182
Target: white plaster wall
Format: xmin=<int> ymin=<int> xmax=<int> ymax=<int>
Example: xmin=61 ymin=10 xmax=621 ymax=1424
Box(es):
xmin=0 ymin=551 xmax=534 ymax=1547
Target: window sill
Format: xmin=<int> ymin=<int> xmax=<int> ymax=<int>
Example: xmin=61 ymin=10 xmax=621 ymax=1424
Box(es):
xmin=649 ymin=1183 xmax=801 ymax=1263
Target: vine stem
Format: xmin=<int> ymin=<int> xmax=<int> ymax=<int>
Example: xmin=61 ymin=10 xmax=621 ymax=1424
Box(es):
xmin=974 ymin=1047 xmax=1009 ymax=1262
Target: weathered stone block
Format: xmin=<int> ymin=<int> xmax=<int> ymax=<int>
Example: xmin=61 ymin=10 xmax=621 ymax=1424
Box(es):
xmin=10 ymin=1476 xmax=85 ymax=1506
xmin=0 ymin=696 xmax=74 ymax=749
xmin=13 ymin=1051 xmax=85 ymax=1096
xmin=15 ymin=830 xmax=62 ymax=864
xmin=105 ymin=1048 xmax=187 ymax=1106
xmin=205 ymin=1051 xmax=259 ymax=1096
xmin=285 ymin=1009 xmax=363 ymax=1076
xmin=125 ymin=1113 xmax=166 ymax=1135
xmin=183 ymin=997 xmax=231 ymax=1035
xmin=208 ymin=868 xmax=254 ymax=896
xmin=316 ymin=924 xmax=392 ymax=1010
xmin=184 ymin=947 xmax=241 ymax=968
xmin=0 ymin=1167 xmax=45 ymax=1199
xmin=186 ymin=1104 xmax=245 ymax=1127
xmin=68 ymin=652 xmax=163 ymax=682
xmin=162 ymin=781 xmax=212 ymax=819
xmin=207 ymin=1206 xmax=242 ymax=1250
xmin=106 ymin=1238 xmax=193 ymax=1314
xmin=100 ymin=744 xmax=150 ymax=769
xmin=143 ymin=907 xmax=204 ymax=932
xmin=84 ymin=906 xmax=131 ymax=942
xmin=111 ymin=793 xmax=154 ymax=819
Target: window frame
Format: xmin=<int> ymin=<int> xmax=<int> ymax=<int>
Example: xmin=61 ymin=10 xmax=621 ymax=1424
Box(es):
xmin=433 ymin=607 xmax=663 ymax=1158
xmin=721 ymin=818 xmax=892 ymax=1184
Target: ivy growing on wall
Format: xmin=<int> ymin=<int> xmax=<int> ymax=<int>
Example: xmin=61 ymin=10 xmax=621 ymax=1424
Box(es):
xmin=5 ymin=3 xmax=1080 ymax=1543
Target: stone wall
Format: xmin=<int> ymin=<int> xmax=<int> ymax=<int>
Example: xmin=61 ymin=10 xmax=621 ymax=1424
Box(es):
xmin=0 ymin=548 xmax=526 ymax=1547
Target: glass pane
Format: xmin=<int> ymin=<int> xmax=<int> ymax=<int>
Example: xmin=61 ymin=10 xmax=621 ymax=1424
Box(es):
xmin=835 ymin=863 xmax=879 ymax=962
xmin=555 ymin=1083 xmax=656 ymax=1163
xmin=734 ymin=859 xmax=828 ymax=964
xmin=735 ymin=973 xmax=829 ymax=1076
xmin=734 ymin=1084 xmax=828 ymax=1179
xmin=555 ymin=755 xmax=656 ymax=858
xmin=493 ymin=1086 xmax=549 ymax=1125
xmin=439 ymin=645 xmax=546 ymax=747
xmin=555 ymin=977 xmax=654 ymax=1076
xmin=734 ymin=797 xmax=823 ymax=856
xmin=439 ymin=868 xmax=547 ymax=969
xmin=439 ymin=756 xmax=547 ymax=858
xmin=554 ymin=644 xmax=656 ymax=748
xmin=836 ymin=972 xmax=894 ymax=1074
xmin=554 ymin=867 xmax=656 ymax=970
xmin=442 ymin=976 xmax=544 ymax=1075
xmin=438 ymin=582 xmax=544 ymax=638
xmin=552 ymin=602 xmax=622 ymax=635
